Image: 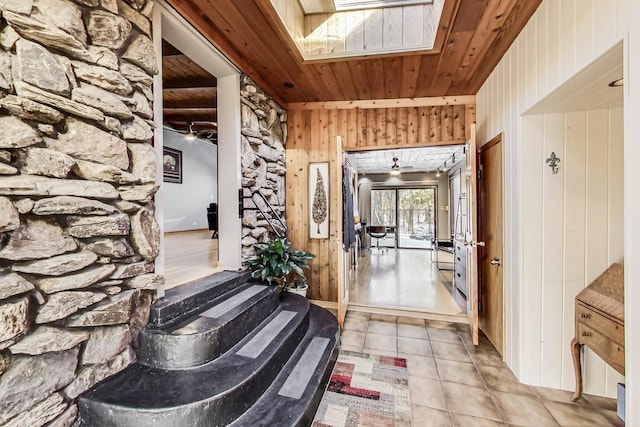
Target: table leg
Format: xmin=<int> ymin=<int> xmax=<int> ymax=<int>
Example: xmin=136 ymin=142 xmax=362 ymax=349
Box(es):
xmin=570 ymin=338 xmax=583 ymax=401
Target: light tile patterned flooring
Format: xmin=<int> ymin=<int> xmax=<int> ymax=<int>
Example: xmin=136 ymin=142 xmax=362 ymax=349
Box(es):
xmin=341 ymin=311 xmax=623 ymax=427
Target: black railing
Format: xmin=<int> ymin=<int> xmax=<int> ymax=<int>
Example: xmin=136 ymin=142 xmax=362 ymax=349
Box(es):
xmin=241 ymin=190 xmax=288 ymax=239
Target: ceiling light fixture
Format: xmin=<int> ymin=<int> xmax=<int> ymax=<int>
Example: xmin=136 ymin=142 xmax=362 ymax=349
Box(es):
xmin=436 ymin=170 xmax=441 ymax=178
xmin=390 ymin=157 xmax=401 ymax=177
xmin=442 ymin=160 xmax=448 ymax=172
xmin=608 ymin=78 xmax=624 ymax=87
xmin=185 ymin=122 xmax=196 ymax=140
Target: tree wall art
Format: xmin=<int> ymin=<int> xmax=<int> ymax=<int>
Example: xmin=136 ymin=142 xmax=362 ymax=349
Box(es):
xmin=309 ymin=162 xmax=329 ymax=239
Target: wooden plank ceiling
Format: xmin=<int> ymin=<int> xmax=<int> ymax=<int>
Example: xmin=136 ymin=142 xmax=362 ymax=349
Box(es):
xmin=162 ymin=40 xmax=218 ymax=142
xmin=165 ymin=0 xmax=541 ymax=104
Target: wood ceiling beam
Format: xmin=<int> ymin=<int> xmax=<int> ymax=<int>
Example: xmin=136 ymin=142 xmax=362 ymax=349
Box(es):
xmin=163 ymin=111 xmax=218 ymax=122
xmin=163 ymin=77 xmax=217 ymax=89
xmin=163 ymin=99 xmax=217 ymax=108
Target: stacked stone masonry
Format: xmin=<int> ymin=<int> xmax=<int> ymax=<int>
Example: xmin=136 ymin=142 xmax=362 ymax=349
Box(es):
xmin=240 ymin=75 xmax=287 ymax=261
xmin=0 ymin=1 xmax=161 ymax=426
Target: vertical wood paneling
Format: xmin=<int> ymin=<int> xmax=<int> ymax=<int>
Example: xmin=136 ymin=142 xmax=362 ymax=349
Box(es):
xmin=407 ymin=107 xmax=419 ymax=145
xmin=327 ymin=13 xmax=346 ymax=54
xmin=345 ymin=10 xmax=364 ymax=51
xmin=546 ymin=0 xmax=561 ymax=92
xmin=540 ymin=113 xmax=564 ymax=388
xmin=430 ymin=106 xmax=440 ymax=141
xmin=520 ymin=114 xmax=545 ymax=385
xmin=383 ymin=7 xmax=403 ymax=48
xmin=606 ymin=107 xmax=625 ymax=396
xmin=561 ymin=111 xmax=587 ymax=391
xmin=583 ymin=109 xmax=610 ymax=395
xmin=575 ymin=0 xmax=594 ymax=70
xmin=384 ymin=108 xmax=395 ymax=145
xmin=287 ymin=101 xmax=474 ymax=303
xmin=559 ymin=0 xmax=576 ymax=83
xmin=363 ymin=9 xmax=383 ymax=51
xmin=535 ymin=4 xmax=548 ymax=100
xmin=476 ymin=0 xmax=634 ymax=401
xmin=402 ymin=5 xmax=424 ymax=47
xmin=418 ymin=106 xmax=430 ymax=142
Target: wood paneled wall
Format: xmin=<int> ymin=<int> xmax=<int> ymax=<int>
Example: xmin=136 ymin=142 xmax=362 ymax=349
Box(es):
xmin=521 ymin=109 xmax=624 ymax=397
xmin=285 ymin=100 xmax=475 ymax=302
xmin=475 ymin=0 xmax=637 ymax=400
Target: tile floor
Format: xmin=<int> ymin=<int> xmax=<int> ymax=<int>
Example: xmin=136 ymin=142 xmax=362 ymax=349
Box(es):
xmin=340 ymin=311 xmax=623 ymax=427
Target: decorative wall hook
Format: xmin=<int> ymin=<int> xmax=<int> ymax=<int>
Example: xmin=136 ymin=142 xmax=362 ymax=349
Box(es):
xmin=546 ymin=152 xmax=560 ymax=174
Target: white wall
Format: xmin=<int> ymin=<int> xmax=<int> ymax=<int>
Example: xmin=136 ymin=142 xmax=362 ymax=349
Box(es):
xmin=475 ymin=0 xmax=640 ymax=418
xmin=521 ymin=109 xmax=624 ymax=396
xmin=163 ymin=128 xmax=218 ymax=232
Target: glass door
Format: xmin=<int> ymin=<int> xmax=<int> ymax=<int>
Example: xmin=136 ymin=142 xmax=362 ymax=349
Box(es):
xmin=370 ymin=189 xmax=396 ymax=248
xmin=398 ymin=188 xmax=436 ymax=249
xmin=370 ymin=187 xmax=436 ymax=249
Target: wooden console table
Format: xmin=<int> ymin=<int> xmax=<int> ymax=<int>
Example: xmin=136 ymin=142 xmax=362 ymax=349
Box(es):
xmin=571 ymin=263 xmax=624 ymax=401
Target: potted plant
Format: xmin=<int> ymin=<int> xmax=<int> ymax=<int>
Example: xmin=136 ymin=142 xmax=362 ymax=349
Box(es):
xmin=244 ymin=237 xmax=315 ymax=297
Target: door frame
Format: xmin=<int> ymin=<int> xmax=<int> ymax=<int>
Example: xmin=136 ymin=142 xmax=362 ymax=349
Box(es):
xmin=478 ymin=133 xmax=505 ymax=354
xmin=152 ymin=1 xmax=243 ymax=298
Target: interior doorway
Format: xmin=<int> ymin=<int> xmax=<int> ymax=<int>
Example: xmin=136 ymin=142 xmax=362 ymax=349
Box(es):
xmin=348 ymin=146 xmax=469 ymax=319
xmin=152 ymin=1 xmax=242 ymax=294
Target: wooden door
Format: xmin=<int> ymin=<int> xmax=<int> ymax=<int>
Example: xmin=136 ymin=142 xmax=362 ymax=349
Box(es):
xmin=464 ymin=124 xmax=480 ymax=345
xmin=336 ymin=136 xmax=349 ymax=327
xmin=478 ymin=134 xmax=504 ymax=354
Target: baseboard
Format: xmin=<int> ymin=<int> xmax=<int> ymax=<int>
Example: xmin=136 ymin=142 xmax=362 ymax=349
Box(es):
xmin=309 ymin=300 xmax=338 ymax=310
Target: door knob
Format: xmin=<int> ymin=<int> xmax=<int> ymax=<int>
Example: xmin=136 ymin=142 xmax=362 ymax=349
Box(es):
xmin=490 ymin=258 xmax=501 ymax=266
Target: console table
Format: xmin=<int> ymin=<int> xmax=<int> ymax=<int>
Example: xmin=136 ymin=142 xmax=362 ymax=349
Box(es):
xmin=571 ymin=263 xmax=624 ymax=401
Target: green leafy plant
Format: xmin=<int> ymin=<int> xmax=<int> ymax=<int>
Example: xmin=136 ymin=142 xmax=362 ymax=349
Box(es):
xmin=244 ymin=237 xmax=316 ymax=286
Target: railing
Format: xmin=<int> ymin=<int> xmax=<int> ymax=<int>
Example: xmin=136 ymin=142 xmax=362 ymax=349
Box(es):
xmin=242 ymin=190 xmax=288 ymax=239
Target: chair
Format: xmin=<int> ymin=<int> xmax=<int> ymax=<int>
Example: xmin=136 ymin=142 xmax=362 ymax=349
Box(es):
xmin=430 ymin=238 xmax=454 ymax=270
xmin=367 ymin=225 xmax=388 ymax=253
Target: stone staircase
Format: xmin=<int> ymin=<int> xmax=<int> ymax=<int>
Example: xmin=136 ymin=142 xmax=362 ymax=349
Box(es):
xmin=76 ymin=271 xmax=340 ymax=427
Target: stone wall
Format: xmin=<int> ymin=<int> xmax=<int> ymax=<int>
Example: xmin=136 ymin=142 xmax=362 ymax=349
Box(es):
xmin=0 ymin=1 xmax=161 ymax=426
xmin=240 ymin=75 xmax=287 ymax=260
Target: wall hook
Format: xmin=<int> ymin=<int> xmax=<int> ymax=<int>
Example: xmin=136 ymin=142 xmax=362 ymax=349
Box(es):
xmin=546 ymin=152 xmax=560 ymax=174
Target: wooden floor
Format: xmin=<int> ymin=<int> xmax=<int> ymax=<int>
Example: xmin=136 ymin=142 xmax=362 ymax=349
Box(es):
xmin=163 ymin=229 xmax=220 ymax=290
xmin=349 ymin=248 xmax=467 ymax=318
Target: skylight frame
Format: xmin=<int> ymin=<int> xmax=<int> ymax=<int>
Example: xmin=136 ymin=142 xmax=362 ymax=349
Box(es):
xmin=333 ymin=0 xmax=433 ymax=12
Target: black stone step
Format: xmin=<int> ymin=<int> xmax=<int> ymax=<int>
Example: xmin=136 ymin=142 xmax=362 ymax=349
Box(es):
xmin=229 ymin=304 xmax=340 ymax=427
xmin=138 ymin=283 xmax=280 ymax=369
xmin=77 ymin=293 xmax=312 ymax=427
xmin=148 ymin=270 xmax=253 ymax=328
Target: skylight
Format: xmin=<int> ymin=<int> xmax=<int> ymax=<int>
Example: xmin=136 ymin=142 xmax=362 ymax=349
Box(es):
xmin=299 ymin=0 xmax=433 ymax=14
xmin=275 ymin=0 xmax=444 ymax=60
xmin=334 ymin=0 xmax=433 ymax=11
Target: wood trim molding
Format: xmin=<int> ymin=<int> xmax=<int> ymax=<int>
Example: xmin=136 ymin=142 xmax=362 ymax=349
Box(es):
xmin=479 ymin=132 xmax=504 ymax=152
xmin=286 ymin=95 xmax=476 ymax=110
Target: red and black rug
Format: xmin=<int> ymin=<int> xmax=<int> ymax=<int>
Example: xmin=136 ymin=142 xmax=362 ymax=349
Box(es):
xmin=312 ymin=351 xmax=412 ymax=427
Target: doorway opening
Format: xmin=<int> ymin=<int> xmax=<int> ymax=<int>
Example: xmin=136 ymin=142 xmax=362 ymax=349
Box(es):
xmin=348 ymin=145 xmax=468 ymax=319
xmin=160 ymin=39 xmax=220 ymax=290
xmin=153 ymin=2 xmax=243 ymax=294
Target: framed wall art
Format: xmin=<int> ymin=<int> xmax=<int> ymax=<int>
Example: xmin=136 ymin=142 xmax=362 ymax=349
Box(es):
xmin=163 ymin=147 xmax=182 ymax=183
xmin=309 ymin=162 xmax=329 ymax=239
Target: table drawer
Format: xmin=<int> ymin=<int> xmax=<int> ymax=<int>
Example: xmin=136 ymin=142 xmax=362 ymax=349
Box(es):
xmin=578 ymin=323 xmax=625 ymax=375
xmin=576 ymin=304 xmax=624 ymax=347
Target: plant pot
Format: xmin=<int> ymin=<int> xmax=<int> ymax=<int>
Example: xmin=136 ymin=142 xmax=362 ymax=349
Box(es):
xmin=286 ymin=284 xmax=308 ymax=298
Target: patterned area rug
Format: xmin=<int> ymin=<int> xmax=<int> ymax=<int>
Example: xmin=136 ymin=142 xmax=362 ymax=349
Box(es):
xmin=312 ymin=351 xmax=412 ymax=427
